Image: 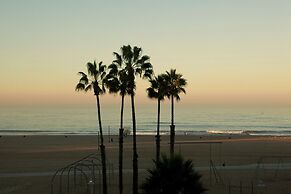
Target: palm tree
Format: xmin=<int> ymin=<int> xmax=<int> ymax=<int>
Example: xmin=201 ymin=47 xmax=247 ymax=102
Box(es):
xmin=113 ymin=45 xmax=153 ymax=194
xmin=164 ymin=69 xmax=187 ymax=157
xmin=75 ymin=61 xmax=108 ymax=194
xmin=146 ymin=75 xmax=168 ymax=163
xmin=106 ymin=62 xmax=129 ymax=194
xmin=141 ymin=154 xmax=206 ymax=194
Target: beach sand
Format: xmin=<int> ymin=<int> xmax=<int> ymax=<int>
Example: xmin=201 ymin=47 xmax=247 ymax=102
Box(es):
xmin=1 ymin=135 xmax=291 ymax=194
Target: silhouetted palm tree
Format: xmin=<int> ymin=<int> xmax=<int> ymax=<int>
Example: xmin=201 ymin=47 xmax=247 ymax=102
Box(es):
xmin=113 ymin=45 xmax=153 ymax=194
xmin=146 ymin=75 xmax=168 ymax=163
xmin=141 ymin=154 xmax=206 ymax=194
xmin=164 ymin=69 xmax=187 ymax=157
xmin=106 ymin=61 xmax=129 ymax=194
xmin=75 ymin=61 xmax=108 ymax=194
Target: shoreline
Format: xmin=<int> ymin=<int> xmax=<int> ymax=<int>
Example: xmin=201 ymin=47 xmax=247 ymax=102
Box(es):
xmin=2 ymin=130 xmax=291 ymax=136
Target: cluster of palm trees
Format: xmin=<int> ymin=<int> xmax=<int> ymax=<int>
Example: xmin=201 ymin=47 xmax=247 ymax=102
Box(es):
xmin=147 ymin=69 xmax=187 ymax=161
xmin=76 ymin=45 xmax=187 ymax=194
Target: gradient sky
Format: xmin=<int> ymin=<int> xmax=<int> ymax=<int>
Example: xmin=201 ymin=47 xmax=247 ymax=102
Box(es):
xmin=0 ymin=0 xmax=290 ymax=107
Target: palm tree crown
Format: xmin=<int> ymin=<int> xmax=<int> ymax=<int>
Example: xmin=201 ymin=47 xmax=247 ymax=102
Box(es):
xmin=165 ymin=69 xmax=187 ymax=101
xmin=115 ymin=45 xmax=153 ymax=93
xmin=147 ymin=75 xmax=168 ymax=101
xmin=75 ymin=61 xmax=107 ymax=95
xmin=106 ymin=63 xmax=129 ymax=96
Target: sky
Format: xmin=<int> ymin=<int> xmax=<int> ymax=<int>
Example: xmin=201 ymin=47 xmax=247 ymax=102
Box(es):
xmin=0 ymin=0 xmax=290 ymax=108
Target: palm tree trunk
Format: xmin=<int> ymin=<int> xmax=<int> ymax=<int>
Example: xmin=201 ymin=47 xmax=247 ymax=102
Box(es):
xmin=131 ymin=93 xmax=139 ymax=194
xmin=170 ymin=94 xmax=175 ymax=157
xmin=119 ymin=94 xmax=125 ymax=194
xmin=96 ymin=95 xmax=107 ymax=194
xmin=156 ymin=99 xmax=161 ymax=163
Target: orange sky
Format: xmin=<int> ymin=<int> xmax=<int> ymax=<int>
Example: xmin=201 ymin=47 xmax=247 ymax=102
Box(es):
xmin=0 ymin=1 xmax=290 ymax=107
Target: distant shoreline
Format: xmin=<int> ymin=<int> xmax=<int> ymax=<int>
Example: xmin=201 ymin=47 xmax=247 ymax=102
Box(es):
xmin=2 ymin=129 xmax=291 ymax=136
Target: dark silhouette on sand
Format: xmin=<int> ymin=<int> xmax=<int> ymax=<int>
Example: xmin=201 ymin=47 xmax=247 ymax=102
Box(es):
xmin=141 ymin=154 xmax=206 ymax=194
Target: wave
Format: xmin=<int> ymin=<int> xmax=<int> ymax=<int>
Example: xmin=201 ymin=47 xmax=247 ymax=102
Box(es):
xmin=245 ymin=130 xmax=291 ymax=136
xmin=207 ymin=129 xmax=248 ymax=135
xmin=207 ymin=129 xmax=291 ymax=136
xmin=136 ymin=129 xmax=291 ymax=136
xmin=136 ymin=131 xmax=167 ymax=135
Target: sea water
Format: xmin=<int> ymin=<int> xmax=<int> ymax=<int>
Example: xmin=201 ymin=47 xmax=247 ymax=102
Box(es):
xmin=0 ymin=105 xmax=291 ymax=136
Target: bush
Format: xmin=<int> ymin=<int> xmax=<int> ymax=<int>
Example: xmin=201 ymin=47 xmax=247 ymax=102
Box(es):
xmin=141 ymin=154 xmax=206 ymax=194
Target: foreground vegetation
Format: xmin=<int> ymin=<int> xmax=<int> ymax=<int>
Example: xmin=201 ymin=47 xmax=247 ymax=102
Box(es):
xmin=141 ymin=154 xmax=206 ymax=194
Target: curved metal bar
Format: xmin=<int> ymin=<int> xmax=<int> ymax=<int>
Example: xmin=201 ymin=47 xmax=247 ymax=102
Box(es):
xmin=51 ymin=167 xmax=65 ymax=194
xmin=77 ymin=159 xmax=102 ymax=170
xmin=67 ymin=165 xmax=75 ymax=194
xmin=59 ymin=167 xmax=69 ymax=194
xmin=74 ymin=166 xmax=89 ymax=193
xmin=51 ymin=152 xmax=112 ymax=194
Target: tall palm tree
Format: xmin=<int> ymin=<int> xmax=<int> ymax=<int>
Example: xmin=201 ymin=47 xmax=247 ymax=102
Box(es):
xmin=75 ymin=61 xmax=108 ymax=194
xmin=146 ymin=75 xmax=168 ymax=163
xmin=106 ymin=62 xmax=129 ymax=194
xmin=141 ymin=154 xmax=206 ymax=194
xmin=113 ymin=45 xmax=153 ymax=194
xmin=164 ymin=69 xmax=187 ymax=157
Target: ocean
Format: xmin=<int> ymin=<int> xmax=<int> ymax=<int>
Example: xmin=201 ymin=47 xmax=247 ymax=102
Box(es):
xmin=1 ymin=105 xmax=291 ymax=136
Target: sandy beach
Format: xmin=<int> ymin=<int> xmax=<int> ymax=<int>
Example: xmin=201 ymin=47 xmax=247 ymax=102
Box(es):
xmin=1 ymin=134 xmax=291 ymax=194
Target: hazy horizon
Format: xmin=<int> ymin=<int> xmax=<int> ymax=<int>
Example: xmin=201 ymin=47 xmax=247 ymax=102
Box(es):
xmin=1 ymin=1 xmax=290 ymax=108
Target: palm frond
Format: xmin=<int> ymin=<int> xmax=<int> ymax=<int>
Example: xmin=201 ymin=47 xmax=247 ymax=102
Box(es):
xmin=99 ymin=61 xmax=106 ymax=73
xmin=100 ymin=71 xmax=106 ymax=80
xmin=108 ymin=63 xmax=118 ymax=75
xmin=135 ymin=68 xmax=142 ymax=76
xmin=164 ymin=69 xmax=187 ymax=100
xmin=78 ymin=72 xmax=87 ymax=77
xmin=121 ymin=45 xmax=133 ymax=63
xmin=79 ymin=76 xmax=88 ymax=85
xmin=93 ymin=61 xmax=97 ymax=70
xmin=141 ymin=62 xmax=152 ymax=69
xmin=180 ymin=88 xmax=186 ymax=94
xmin=133 ymin=46 xmax=142 ymax=62
xmin=87 ymin=62 xmax=96 ymax=76
xmin=179 ymin=78 xmax=187 ymax=86
xmin=174 ymin=93 xmax=181 ymax=101
xmin=143 ymin=69 xmax=153 ymax=79
xmin=113 ymin=52 xmax=122 ymax=66
xmin=85 ymin=84 xmax=92 ymax=92
xmin=137 ymin=55 xmax=150 ymax=64
xmin=147 ymin=88 xmax=158 ymax=99
xmin=75 ymin=83 xmax=85 ymax=91
xmin=101 ymin=83 xmax=106 ymax=93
